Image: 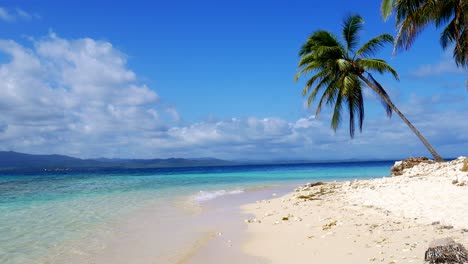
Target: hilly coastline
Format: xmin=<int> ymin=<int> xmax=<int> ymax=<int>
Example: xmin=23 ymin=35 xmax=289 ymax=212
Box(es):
xmin=0 ymin=151 xmax=235 ymax=171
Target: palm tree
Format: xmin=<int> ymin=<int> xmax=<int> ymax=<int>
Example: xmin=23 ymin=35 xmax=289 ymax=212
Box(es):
xmin=295 ymin=14 xmax=444 ymax=161
xmin=381 ymin=0 xmax=468 ymax=67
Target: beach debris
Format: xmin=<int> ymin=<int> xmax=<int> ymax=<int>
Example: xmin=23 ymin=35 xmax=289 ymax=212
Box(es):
xmin=295 ymin=185 xmax=334 ymax=201
xmin=374 ymin=237 xmax=388 ymax=245
xmin=321 ymin=220 xmax=337 ymax=230
xmin=282 ymin=214 xmax=292 ymax=221
xmin=244 ymin=218 xmax=261 ymax=224
xmin=305 ymin=182 xmax=325 ymax=188
xmin=296 ymin=194 xmax=319 ymax=201
xmin=295 ymin=182 xmax=326 ymax=192
xmin=424 ymin=237 xmax=468 ymax=264
xmin=438 ymin=225 xmax=454 ymax=230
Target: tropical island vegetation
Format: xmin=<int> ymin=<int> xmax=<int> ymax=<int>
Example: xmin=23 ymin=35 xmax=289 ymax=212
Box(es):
xmin=295 ymin=0 xmax=467 ymax=162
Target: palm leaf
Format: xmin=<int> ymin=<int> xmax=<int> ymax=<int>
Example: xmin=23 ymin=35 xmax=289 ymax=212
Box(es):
xmin=381 ymin=0 xmax=395 ymax=20
xmin=367 ymin=73 xmax=392 ymax=118
xmin=331 ymin=93 xmax=343 ymax=131
xmin=356 ymin=34 xmax=394 ymax=58
xmin=315 ymin=81 xmax=339 ymax=117
xmin=302 ymin=70 xmax=329 ymax=97
xmin=336 ymin=58 xmax=352 ymax=71
xmin=357 ymin=59 xmax=399 ymax=80
xmin=342 ymin=14 xmax=364 ymax=53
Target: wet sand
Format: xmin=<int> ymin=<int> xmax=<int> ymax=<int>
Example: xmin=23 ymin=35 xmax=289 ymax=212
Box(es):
xmin=46 ymin=185 xmax=292 ymax=264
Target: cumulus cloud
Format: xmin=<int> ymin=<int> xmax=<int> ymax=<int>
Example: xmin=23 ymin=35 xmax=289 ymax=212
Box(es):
xmin=120 ymin=109 xmax=467 ymax=160
xmin=0 ymin=34 xmax=176 ymax=157
xmin=409 ymin=50 xmax=466 ymax=78
xmin=0 ymin=7 xmax=38 ymax=22
xmin=0 ymin=33 xmax=465 ymax=160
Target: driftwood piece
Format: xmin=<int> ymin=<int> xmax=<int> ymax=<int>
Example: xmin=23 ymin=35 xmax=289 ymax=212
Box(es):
xmin=424 ymin=238 xmax=468 ymax=263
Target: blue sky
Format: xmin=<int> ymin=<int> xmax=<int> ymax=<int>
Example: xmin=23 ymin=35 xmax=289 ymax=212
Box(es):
xmin=0 ymin=0 xmax=466 ymax=160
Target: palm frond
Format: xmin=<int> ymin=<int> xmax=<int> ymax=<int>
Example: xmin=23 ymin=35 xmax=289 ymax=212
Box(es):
xmin=434 ymin=0 xmax=458 ymax=27
xmin=381 ymin=0 xmax=395 ymax=20
xmin=367 ymin=73 xmax=393 ymax=118
xmin=344 ymin=76 xmax=364 ymax=137
xmin=342 ymin=14 xmax=364 ymax=53
xmin=296 ymin=59 xmax=322 ymax=78
xmin=357 ymin=59 xmax=399 ymax=80
xmin=347 ymin=88 xmax=365 ymax=137
xmin=455 ymin=25 xmax=468 ymax=67
xmin=439 ymin=8 xmax=468 ymax=67
xmin=395 ymin=13 xmax=431 ymax=51
xmin=299 ymin=30 xmax=343 ymax=56
xmin=331 ymin=93 xmax=343 ymax=131
xmin=296 ymin=14 xmax=398 ymax=139
xmin=393 ymin=0 xmax=434 ymax=51
xmin=315 ymin=82 xmax=339 ymax=117
xmin=356 ymin=34 xmax=394 ymax=57
xmin=302 ymin=70 xmax=329 ymax=97
xmin=336 ymin=58 xmax=352 ymax=71
xmin=342 ymin=75 xmax=356 ymax=95
xmin=440 ymin=19 xmax=457 ymax=49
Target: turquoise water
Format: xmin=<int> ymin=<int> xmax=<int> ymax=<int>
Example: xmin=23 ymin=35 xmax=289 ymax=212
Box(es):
xmin=0 ymin=161 xmax=393 ymax=263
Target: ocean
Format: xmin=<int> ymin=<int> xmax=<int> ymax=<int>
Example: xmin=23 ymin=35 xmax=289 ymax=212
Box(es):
xmin=0 ymin=161 xmax=394 ymax=263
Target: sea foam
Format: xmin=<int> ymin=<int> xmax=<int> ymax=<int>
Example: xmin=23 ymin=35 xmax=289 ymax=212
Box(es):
xmin=194 ymin=189 xmax=244 ymax=202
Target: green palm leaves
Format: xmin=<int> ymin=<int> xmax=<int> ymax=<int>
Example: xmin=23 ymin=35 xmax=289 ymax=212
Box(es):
xmin=382 ymin=0 xmax=468 ymax=67
xmin=295 ymin=14 xmax=396 ymax=138
xmin=295 ymin=14 xmax=444 ymax=161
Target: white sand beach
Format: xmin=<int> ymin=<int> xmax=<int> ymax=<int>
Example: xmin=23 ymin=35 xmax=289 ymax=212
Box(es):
xmin=32 ymin=158 xmax=468 ymax=264
xmin=241 ymin=157 xmax=468 ymax=263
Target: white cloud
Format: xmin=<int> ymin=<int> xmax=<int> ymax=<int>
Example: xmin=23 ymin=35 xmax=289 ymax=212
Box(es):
xmin=0 ymin=33 xmax=465 ymax=160
xmin=409 ymin=50 xmax=466 ymax=78
xmin=0 ymin=34 xmax=174 ymax=157
xmin=0 ymin=7 xmax=38 ymax=22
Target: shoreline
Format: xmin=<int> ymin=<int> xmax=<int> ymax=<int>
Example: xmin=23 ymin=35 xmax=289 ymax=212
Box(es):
xmin=241 ymin=157 xmax=468 ymax=263
xmin=184 ymin=185 xmax=294 ymax=264
xmin=1 ymin=161 xmax=393 ymax=264
xmin=43 ymin=184 xmax=294 ymax=264
xmin=27 ymin=158 xmax=468 ymax=263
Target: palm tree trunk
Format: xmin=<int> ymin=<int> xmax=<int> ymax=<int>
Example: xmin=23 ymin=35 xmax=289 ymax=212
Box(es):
xmin=358 ymin=74 xmax=444 ymax=162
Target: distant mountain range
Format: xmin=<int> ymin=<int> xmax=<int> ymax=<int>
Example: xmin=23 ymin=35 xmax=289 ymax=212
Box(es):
xmin=0 ymin=151 xmax=402 ymax=172
xmin=0 ymin=151 xmax=236 ymax=171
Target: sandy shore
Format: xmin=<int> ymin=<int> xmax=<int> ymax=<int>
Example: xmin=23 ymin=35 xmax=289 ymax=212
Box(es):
xmin=242 ymin=157 xmax=468 ymax=263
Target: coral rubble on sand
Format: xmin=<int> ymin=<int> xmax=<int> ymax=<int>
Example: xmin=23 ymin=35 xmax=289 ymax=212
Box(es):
xmin=243 ymin=156 xmax=468 ymax=263
xmin=390 ymin=157 xmax=432 ymax=176
xmin=391 ymin=156 xmax=468 ymax=180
